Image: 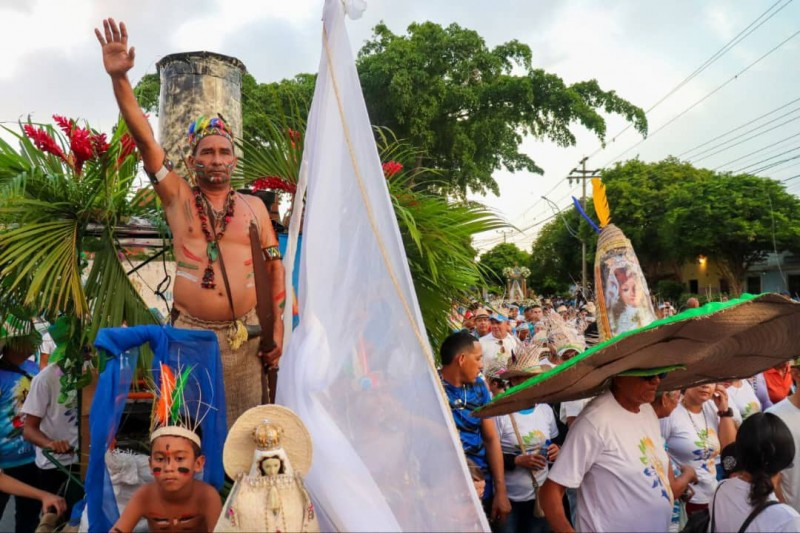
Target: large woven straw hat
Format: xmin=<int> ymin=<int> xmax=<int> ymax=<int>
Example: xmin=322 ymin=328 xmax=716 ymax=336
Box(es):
xmin=502 ymin=344 xmax=545 ymax=380
xmin=476 ymin=293 xmax=800 ymax=417
xmin=223 ymin=405 xmax=312 ymax=478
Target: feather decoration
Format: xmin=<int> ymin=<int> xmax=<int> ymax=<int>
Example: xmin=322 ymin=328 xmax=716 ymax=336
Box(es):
xmin=592 ymin=178 xmax=611 ymax=228
xmin=169 ymin=366 xmax=193 ymax=422
xmin=572 ymin=197 xmax=601 ymax=234
xmin=155 ymin=363 xmax=176 ymax=427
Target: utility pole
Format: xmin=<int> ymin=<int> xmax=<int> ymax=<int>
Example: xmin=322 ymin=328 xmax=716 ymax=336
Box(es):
xmin=567 ymin=157 xmax=600 ymax=294
xmin=497 ymin=229 xmax=514 ymax=244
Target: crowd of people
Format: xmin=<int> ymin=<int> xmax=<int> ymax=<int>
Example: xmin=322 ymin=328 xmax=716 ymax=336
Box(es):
xmin=441 ymin=298 xmax=800 ymax=532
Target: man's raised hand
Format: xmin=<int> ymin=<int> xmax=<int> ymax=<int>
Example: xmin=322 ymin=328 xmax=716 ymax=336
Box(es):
xmin=95 ymin=18 xmax=136 ymax=78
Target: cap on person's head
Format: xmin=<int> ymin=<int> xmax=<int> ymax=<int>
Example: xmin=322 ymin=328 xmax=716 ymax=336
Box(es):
xmin=616 ymin=365 xmax=686 ymax=378
xmin=719 ymin=443 xmax=741 ymax=478
xmin=581 ymin=302 xmax=597 ymax=315
xmin=489 ymin=314 xmax=508 ymax=323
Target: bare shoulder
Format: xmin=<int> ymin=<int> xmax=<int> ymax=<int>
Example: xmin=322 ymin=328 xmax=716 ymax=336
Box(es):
xmin=239 ymin=193 xmax=269 ymax=220
xmin=199 ymin=480 xmax=222 ymax=504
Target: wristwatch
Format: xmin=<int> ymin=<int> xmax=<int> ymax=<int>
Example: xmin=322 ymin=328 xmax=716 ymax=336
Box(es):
xmin=718 ymin=408 xmax=734 ymax=418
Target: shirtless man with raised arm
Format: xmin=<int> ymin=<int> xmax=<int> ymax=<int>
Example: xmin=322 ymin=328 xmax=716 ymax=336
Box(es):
xmin=95 ymin=18 xmax=284 ymax=425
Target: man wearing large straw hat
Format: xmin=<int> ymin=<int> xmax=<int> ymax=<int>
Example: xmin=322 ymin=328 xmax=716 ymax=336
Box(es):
xmin=539 ymin=368 xmax=679 ymax=532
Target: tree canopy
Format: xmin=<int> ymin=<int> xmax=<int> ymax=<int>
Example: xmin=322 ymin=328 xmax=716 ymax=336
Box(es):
xmin=135 ymin=21 xmax=647 ymax=196
xmin=478 ymin=242 xmax=530 ymax=290
xmin=528 ymin=157 xmax=800 ymax=296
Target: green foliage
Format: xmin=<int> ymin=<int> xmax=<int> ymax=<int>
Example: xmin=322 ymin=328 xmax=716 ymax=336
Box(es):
xmin=357 ymin=21 xmax=647 ymax=196
xmin=134 ymin=22 xmax=646 ymax=197
xmin=478 ymin=243 xmax=530 ymax=289
xmin=529 ymin=158 xmax=800 ymax=296
xmin=528 ymin=208 xmax=596 ymax=295
xmin=0 ymin=117 xmax=157 ymax=396
xmin=662 ymin=171 xmax=800 ymax=295
xmin=655 ymin=279 xmax=685 ymax=303
xmin=133 ymin=73 xmax=160 ymax=114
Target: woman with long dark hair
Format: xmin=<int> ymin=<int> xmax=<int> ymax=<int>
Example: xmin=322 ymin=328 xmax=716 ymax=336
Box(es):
xmin=710 ymin=413 xmax=800 ymax=531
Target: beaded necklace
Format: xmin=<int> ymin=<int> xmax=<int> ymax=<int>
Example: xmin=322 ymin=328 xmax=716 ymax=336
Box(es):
xmin=683 ymin=401 xmax=710 ymax=459
xmin=192 ymin=186 xmax=236 ymax=289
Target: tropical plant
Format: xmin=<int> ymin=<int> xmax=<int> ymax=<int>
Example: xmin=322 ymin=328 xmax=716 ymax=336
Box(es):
xmin=0 ymin=115 xmax=158 ymax=396
xmin=238 ymin=119 xmax=506 ymax=347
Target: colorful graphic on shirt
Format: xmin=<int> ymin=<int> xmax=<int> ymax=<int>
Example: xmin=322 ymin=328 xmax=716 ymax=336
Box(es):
xmin=741 ymin=401 xmax=760 ymax=419
xmin=693 ymin=428 xmax=720 ymax=475
xmin=0 ymin=370 xmax=35 ymax=465
xmin=639 ymin=436 xmax=673 ymax=502
xmin=521 ymin=429 xmax=546 ymax=451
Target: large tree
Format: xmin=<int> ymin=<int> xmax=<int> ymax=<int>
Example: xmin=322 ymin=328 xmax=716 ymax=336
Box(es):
xmin=528 ymin=207 xmax=595 ymax=295
xmin=530 ymin=158 xmax=800 ymax=296
xmin=136 ymin=21 xmax=647 ymax=196
xmin=663 ymin=172 xmax=800 ymax=295
xmin=478 ymin=242 xmax=530 ymax=290
xmin=358 ymin=22 xmax=647 ymax=196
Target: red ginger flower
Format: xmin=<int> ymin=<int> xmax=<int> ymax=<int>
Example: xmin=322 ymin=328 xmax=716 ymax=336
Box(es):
xmin=252 ymin=176 xmax=297 ymax=194
xmin=69 ymin=126 xmax=94 ymax=173
xmin=382 ymin=161 xmax=403 ymax=178
xmin=53 ymin=115 xmax=73 ymax=136
xmin=90 ymin=133 xmax=109 ymax=156
xmin=117 ymin=133 xmax=137 ymax=166
xmin=23 ymin=124 xmax=67 ymax=161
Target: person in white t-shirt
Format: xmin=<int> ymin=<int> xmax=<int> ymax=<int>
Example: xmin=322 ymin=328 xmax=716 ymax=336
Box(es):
xmin=21 ymin=362 xmax=79 ymax=506
xmin=494 ymin=347 xmax=559 ymax=533
xmin=660 ymin=383 xmax=737 ymax=515
xmin=710 ymin=412 xmax=800 ymax=532
xmin=480 ymin=314 xmax=519 ymax=369
xmin=539 ymin=369 xmax=676 ymax=532
xmin=766 ymin=357 xmax=800 ymax=513
xmin=726 ymin=378 xmax=762 ymax=422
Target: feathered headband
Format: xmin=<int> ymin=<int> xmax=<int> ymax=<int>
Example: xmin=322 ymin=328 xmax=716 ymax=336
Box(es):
xmin=149 ymin=363 xmax=203 ymax=448
xmin=187 ymin=115 xmax=233 ymax=154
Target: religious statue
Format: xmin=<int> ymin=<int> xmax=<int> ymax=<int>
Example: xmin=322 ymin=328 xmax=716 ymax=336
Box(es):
xmin=215 ymin=405 xmax=319 ymax=532
xmin=503 ymin=265 xmax=530 ymax=302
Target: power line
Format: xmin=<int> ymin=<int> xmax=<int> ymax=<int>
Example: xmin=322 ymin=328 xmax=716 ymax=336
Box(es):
xmin=694 ymin=113 xmax=800 ymax=164
xmin=731 ymin=144 xmax=800 ymax=174
xmin=711 ymin=129 xmax=800 ymax=171
xmin=603 ymin=27 xmax=800 ymax=167
xmin=586 ymin=0 xmax=794 ymax=161
xmin=677 ymin=96 xmax=800 ymax=159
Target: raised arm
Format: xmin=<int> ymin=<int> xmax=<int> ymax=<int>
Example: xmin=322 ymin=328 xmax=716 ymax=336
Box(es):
xmin=95 ymin=17 xmax=182 ymax=205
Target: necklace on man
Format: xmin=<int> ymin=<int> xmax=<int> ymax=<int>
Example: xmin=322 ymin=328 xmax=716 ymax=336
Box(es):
xmin=192 ymin=186 xmax=236 ymax=289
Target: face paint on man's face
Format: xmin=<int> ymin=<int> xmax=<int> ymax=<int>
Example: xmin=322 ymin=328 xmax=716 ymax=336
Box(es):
xmin=152 ymin=467 xmax=162 ymax=476
xmin=177 ymin=467 xmax=192 ymax=475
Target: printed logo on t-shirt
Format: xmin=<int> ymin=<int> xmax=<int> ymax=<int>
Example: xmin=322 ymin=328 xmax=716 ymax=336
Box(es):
xmin=693 ymin=428 xmax=719 ymax=475
xmin=741 ymin=401 xmax=760 ymax=419
xmin=521 ymin=429 xmax=546 ymax=451
xmin=639 ymin=436 xmax=673 ymax=502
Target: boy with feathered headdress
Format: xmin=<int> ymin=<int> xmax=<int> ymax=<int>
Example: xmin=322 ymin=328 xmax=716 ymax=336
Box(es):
xmin=110 ymin=364 xmax=221 ymax=532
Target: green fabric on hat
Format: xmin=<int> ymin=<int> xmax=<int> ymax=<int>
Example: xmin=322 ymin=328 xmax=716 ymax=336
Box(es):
xmin=617 ymin=365 xmax=686 ymax=377
xmin=493 ymin=293 xmax=763 ymax=402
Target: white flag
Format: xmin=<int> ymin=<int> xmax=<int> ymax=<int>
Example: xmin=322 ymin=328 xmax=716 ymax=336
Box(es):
xmin=276 ymin=0 xmax=489 ymax=531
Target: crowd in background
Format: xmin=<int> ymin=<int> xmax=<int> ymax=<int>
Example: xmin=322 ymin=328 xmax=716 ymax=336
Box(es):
xmin=440 ymin=297 xmax=800 ymax=532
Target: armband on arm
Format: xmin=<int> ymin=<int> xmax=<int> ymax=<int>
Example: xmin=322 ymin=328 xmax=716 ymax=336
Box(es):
xmin=263 ymin=246 xmax=282 ymax=260
xmin=146 ymin=157 xmax=174 ymax=185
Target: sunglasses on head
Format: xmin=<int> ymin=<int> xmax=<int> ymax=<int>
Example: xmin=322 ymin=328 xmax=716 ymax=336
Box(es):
xmin=640 ymin=373 xmax=668 ymax=382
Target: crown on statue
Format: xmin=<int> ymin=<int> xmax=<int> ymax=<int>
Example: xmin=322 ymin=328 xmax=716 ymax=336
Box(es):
xmin=252 ymin=419 xmax=284 ymax=451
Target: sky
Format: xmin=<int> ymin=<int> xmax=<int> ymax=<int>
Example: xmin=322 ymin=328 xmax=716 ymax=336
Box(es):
xmin=1 ymin=0 xmax=799 ymax=253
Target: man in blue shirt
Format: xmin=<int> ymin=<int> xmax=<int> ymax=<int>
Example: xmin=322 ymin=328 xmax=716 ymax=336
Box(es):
xmin=440 ymin=331 xmax=511 ymax=524
xmin=0 ymin=317 xmax=42 ymax=532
